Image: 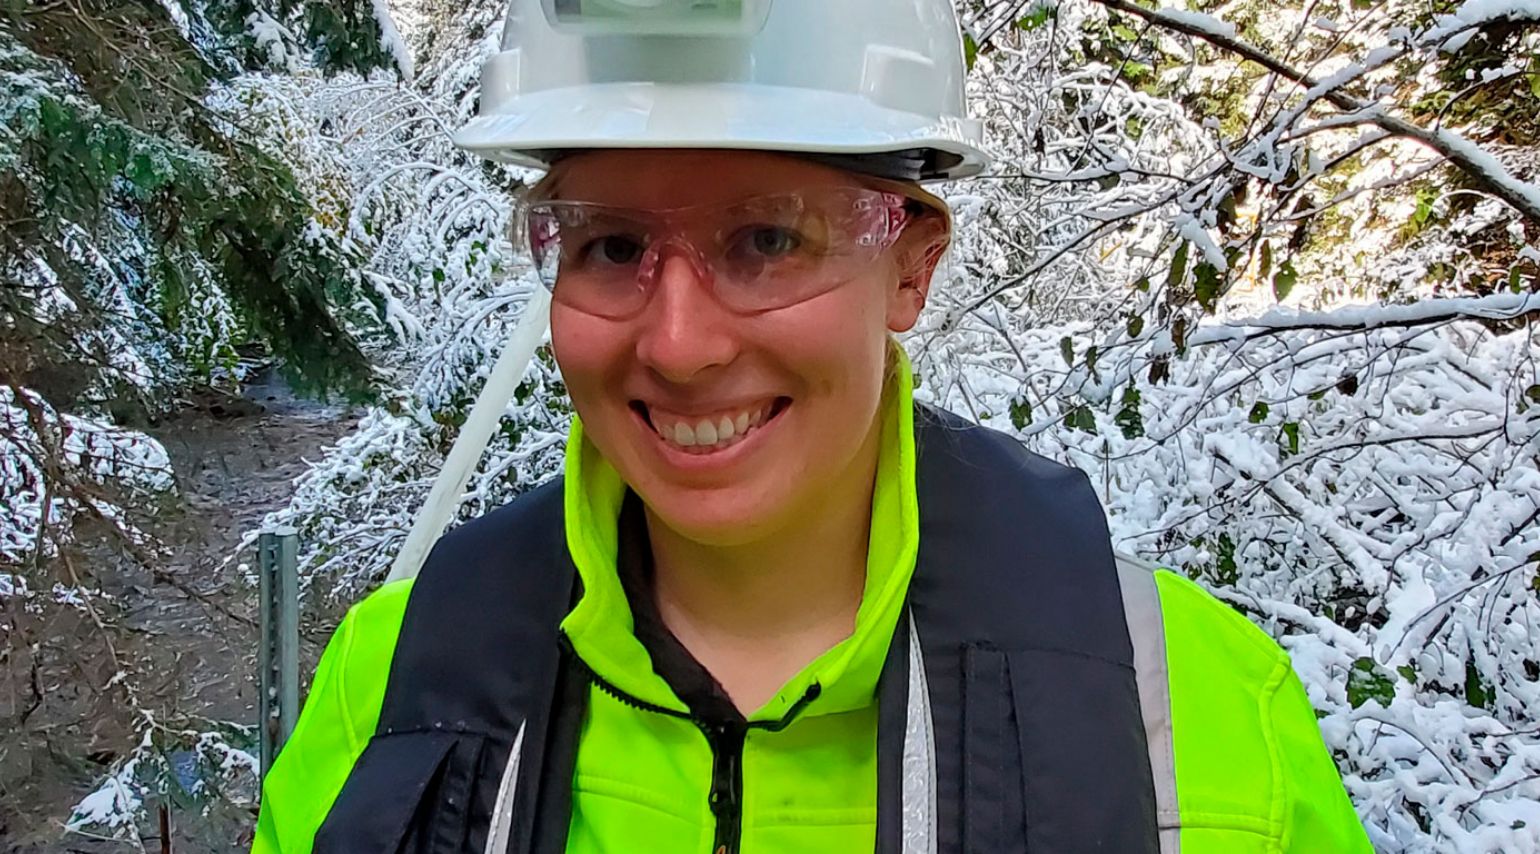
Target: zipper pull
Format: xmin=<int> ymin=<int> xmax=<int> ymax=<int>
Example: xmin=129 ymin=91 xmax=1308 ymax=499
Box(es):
xmin=707 ymin=723 xmax=743 ymax=817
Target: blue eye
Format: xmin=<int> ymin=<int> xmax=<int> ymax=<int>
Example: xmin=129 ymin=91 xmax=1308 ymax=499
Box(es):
xmin=751 ymin=227 xmax=801 ymax=256
xmin=740 ymin=226 xmax=802 ymax=258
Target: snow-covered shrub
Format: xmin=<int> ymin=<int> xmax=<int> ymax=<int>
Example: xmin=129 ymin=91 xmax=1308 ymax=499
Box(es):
xmin=67 ymin=717 xmax=259 ymax=842
xmin=913 ymin=2 xmax=1540 ymax=848
xmin=1 ymin=387 xmax=173 ymax=564
xmin=229 ymin=62 xmax=569 ymax=598
xmin=911 ymin=293 xmax=1540 ymax=850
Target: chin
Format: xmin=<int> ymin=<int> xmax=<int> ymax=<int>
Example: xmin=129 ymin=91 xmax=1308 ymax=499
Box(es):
xmin=639 ymin=482 xmax=791 ymax=548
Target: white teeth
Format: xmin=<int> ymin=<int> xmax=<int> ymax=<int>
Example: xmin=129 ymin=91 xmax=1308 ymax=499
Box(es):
xmin=674 ymin=422 xmax=697 ymax=446
xmin=653 ymin=402 xmax=781 ymax=451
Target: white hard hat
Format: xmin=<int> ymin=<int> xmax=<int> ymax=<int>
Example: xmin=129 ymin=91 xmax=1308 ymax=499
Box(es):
xmin=453 ymin=0 xmax=990 ymax=182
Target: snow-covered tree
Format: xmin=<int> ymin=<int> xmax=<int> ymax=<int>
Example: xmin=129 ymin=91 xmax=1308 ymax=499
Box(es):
xmin=2 ymin=0 xmax=410 ymax=843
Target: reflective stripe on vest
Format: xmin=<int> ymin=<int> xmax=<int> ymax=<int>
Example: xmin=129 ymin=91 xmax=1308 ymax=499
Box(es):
xmin=1117 ymin=552 xmax=1180 ymax=854
xmin=483 ymin=721 xmax=526 ymax=854
xmin=901 ymin=616 xmax=937 ymax=854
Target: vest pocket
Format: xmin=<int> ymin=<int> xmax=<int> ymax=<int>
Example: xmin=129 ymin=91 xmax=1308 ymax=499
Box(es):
xmin=314 ymin=730 xmax=489 ymax=854
xmin=1005 ymin=648 xmax=1158 ymax=853
xmin=961 ymin=644 xmax=1026 ymax=851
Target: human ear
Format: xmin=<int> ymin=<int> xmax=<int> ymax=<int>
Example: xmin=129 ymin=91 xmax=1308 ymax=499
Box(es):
xmin=886 ymin=212 xmax=950 ymax=334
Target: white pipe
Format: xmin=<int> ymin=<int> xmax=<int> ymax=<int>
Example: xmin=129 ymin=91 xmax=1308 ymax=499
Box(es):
xmin=386 ymin=287 xmax=553 ymax=583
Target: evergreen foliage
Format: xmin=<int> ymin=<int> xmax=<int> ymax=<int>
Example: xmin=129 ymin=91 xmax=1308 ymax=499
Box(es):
xmin=1 ymin=0 xmax=398 ymax=419
xmin=1 ymin=0 xmax=406 ymax=844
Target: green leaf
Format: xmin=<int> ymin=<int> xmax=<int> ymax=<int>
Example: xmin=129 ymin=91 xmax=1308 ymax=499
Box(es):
xmin=1063 ymin=405 xmax=1097 ymax=434
xmin=1009 ymin=397 xmax=1034 ymax=430
xmin=1465 ymin=661 xmax=1493 ymax=710
xmin=1397 ymin=664 xmax=1417 ymax=682
xmin=1134 ymin=276 xmax=1150 ymax=293
xmin=1273 ymin=260 xmax=1298 ymax=302
xmin=1205 ymin=532 xmax=1239 ymax=585
xmin=1347 ymin=657 xmax=1396 ymax=709
xmin=1527 ymin=384 xmax=1540 ymax=405
xmin=1167 ymin=242 xmax=1189 ymax=289
xmin=1248 ymin=402 xmax=1270 ymax=423
xmin=1126 ymin=315 xmax=1144 ymax=338
xmin=1194 ymin=262 xmax=1223 ymax=313
xmin=1281 ymin=422 xmax=1301 ymax=455
xmin=963 ymin=33 xmax=979 ymax=71
xmin=1115 ymin=386 xmax=1144 ymax=439
xmin=125 ymin=150 xmax=163 ymax=193
xmin=1413 ymin=187 xmax=1439 ymax=229
xmin=1115 ymin=408 xmax=1144 ymax=439
xmin=1060 ymin=336 xmax=1075 ymax=367
xmin=1016 ymin=6 xmax=1055 ymax=31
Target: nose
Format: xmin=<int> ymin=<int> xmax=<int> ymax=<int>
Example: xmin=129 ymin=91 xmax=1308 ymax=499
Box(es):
xmin=634 ymin=250 xmax=739 ymax=384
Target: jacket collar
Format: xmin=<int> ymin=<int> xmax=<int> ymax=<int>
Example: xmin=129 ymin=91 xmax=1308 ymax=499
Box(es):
xmin=559 ymin=350 xmax=920 ymax=721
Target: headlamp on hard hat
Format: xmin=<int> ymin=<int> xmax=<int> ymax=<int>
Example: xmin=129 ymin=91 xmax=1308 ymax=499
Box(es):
xmin=543 ymin=0 xmax=771 ymax=36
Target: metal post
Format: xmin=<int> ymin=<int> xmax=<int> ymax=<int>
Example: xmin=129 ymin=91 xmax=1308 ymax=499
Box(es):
xmin=257 ymin=527 xmax=300 ymax=781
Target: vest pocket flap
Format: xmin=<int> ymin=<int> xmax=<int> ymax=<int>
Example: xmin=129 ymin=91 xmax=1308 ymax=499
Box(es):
xmin=313 ymin=730 xmax=463 ymax=853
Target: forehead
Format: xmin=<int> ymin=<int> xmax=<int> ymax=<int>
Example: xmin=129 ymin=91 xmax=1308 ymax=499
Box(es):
xmin=546 ymin=149 xmax=866 ymax=207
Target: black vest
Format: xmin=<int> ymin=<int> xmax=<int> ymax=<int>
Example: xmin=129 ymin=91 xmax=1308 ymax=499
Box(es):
xmin=314 ymin=406 xmax=1157 ymax=852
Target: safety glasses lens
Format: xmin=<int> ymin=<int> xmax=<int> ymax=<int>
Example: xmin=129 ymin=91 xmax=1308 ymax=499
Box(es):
xmin=522 ymin=189 xmax=906 ymax=318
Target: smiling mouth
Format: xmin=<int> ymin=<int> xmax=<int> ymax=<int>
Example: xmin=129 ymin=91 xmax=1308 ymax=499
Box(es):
xmin=631 ymin=397 xmax=792 ymax=455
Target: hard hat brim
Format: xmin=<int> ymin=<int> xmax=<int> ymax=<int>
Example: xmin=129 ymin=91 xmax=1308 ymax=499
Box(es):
xmin=453 ymin=82 xmax=991 ymax=182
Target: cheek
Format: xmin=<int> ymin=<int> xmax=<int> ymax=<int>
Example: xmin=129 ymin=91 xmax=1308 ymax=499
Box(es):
xmin=759 ymin=279 xmax=891 ymax=399
xmin=550 ymin=307 xmax=625 ymax=413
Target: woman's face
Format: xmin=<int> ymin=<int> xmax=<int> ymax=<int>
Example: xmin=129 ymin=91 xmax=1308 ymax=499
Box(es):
xmin=548 ymin=150 xmax=945 ymax=546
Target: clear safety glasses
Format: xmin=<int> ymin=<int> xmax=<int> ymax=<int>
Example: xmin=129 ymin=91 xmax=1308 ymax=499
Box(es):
xmin=519 ymin=187 xmax=912 ymax=319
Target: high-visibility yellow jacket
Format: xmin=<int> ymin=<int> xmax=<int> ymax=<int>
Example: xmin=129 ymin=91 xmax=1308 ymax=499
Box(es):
xmin=253 ymin=363 xmax=1372 ymax=853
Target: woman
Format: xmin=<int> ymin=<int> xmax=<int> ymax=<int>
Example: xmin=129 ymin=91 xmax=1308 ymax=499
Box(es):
xmin=254 ymin=1 xmax=1372 ymax=851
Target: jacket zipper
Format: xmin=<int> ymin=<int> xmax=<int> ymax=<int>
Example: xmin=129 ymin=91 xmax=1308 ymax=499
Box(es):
xmin=704 ymin=720 xmax=746 ymax=854
xmin=698 ymin=684 xmax=821 ymax=854
xmin=563 ymin=633 xmax=823 ymax=854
